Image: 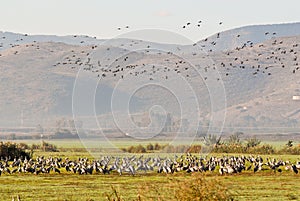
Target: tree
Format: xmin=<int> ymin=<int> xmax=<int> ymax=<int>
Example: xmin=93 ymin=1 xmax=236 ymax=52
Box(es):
xmin=286 ymin=140 xmax=293 ymax=147
xmin=203 ymin=134 xmax=222 ymax=146
xmin=41 ymin=141 xmax=58 ymax=152
xmin=228 ymin=132 xmax=243 ymax=145
xmin=245 ymin=137 xmax=261 ymax=148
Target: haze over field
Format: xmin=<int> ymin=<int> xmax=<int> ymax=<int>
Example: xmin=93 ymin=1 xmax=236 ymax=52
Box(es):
xmin=0 ymin=22 xmax=300 ymax=136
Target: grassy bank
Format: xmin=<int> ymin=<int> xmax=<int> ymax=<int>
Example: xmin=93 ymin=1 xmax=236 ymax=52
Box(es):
xmin=1 ymin=171 xmax=300 ymax=200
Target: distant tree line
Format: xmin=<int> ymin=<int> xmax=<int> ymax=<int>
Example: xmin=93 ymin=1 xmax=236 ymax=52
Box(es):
xmin=203 ymin=133 xmax=300 ymax=155
xmin=31 ymin=141 xmax=59 ymax=152
xmin=120 ymin=133 xmax=300 ymax=155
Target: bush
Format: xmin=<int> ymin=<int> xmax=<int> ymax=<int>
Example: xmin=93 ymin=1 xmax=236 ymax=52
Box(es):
xmin=286 ymin=140 xmax=293 ymax=147
xmin=245 ymin=137 xmax=261 ymax=148
xmin=186 ymin=145 xmax=202 ymax=153
xmin=121 ymin=142 xmax=300 ymax=155
xmin=0 ymin=141 xmax=31 ymax=160
xmin=146 ymin=143 xmax=154 ymax=151
xmin=172 ymin=174 xmax=233 ymax=201
xmin=248 ymin=144 xmax=275 ymax=155
xmin=154 ymin=143 xmax=162 ymax=150
xmin=18 ymin=143 xmax=30 ymax=150
xmin=135 ymin=145 xmax=146 ymax=153
xmin=227 ymin=132 xmax=243 ymax=145
xmin=203 ymin=134 xmax=222 ymax=146
xmin=42 ymin=141 xmax=59 ymax=152
xmin=212 ymin=144 xmax=246 ymax=154
xmin=31 ymin=141 xmax=59 ymax=152
xmin=278 ymin=146 xmax=300 ymax=155
xmin=121 ymin=144 xmax=201 ymax=153
xmin=210 ymin=143 xmax=275 ymax=155
xmin=123 ymin=145 xmax=147 ymax=153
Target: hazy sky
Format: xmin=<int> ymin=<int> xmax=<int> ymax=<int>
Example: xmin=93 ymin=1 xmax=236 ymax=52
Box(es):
xmin=0 ymin=0 xmax=299 ymax=42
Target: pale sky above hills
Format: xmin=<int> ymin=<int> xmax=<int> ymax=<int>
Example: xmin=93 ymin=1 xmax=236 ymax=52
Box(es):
xmin=0 ymin=0 xmax=299 ymax=43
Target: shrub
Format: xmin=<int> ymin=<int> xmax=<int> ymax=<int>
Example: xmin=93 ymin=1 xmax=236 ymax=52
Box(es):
xmin=286 ymin=140 xmax=293 ymax=147
xmin=135 ymin=145 xmax=147 ymax=153
xmin=154 ymin=143 xmax=162 ymax=150
xmin=146 ymin=143 xmax=154 ymax=151
xmin=248 ymin=144 xmax=275 ymax=155
xmin=210 ymin=143 xmax=275 ymax=155
xmin=121 ymin=142 xmax=300 ymax=155
xmin=279 ymin=146 xmax=300 ymax=155
xmin=17 ymin=143 xmax=30 ymax=150
xmin=227 ymin=132 xmax=243 ymax=145
xmin=212 ymin=144 xmax=246 ymax=154
xmin=171 ymin=174 xmax=234 ymax=201
xmin=0 ymin=141 xmax=31 ymax=160
xmin=245 ymin=137 xmax=261 ymax=148
xmin=31 ymin=144 xmax=40 ymax=150
xmin=187 ymin=145 xmax=202 ymax=153
xmin=121 ymin=144 xmax=202 ymax=154
xmin=203 ymin=134 xmax=222 ymax=146
xmin=31 ymin=141 xmax=58 ymax=152
xmin=123 ymin=145 xmax=147 ymax=153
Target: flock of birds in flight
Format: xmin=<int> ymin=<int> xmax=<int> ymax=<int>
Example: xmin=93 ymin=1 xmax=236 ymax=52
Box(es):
xmin=182 ymin=20 xmax=222 ymax=29
xmin=1 ymin=154 xmax=299 ymax=176
xmin=0 ymin=21 xmax=299 ymax=82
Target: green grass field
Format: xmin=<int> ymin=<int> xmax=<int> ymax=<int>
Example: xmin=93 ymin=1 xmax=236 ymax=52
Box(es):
xmin=1 ymin=170 xmax=300 ymax=200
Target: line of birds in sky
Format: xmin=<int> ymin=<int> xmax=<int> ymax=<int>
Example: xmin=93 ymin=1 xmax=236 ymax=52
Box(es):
xmin=182 ymin=20 xmax=222 ymax=29
xmin=0 ymin=21 xmax=299 ymax=82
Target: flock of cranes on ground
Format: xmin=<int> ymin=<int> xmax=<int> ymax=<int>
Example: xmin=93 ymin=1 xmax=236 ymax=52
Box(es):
xmin=1 ymin=154 xmax=300 ymax=176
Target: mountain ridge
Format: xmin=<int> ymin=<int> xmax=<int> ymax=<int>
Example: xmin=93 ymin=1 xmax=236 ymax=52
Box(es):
xmin=0 ymin=23 xmax=300 ymax=135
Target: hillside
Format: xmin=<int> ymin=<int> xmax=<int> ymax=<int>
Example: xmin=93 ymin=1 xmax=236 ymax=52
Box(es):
xmin=196 ymin=22 xmax=300 ymax=52
xmin=0 ymin=23 xmax=300 ymax=136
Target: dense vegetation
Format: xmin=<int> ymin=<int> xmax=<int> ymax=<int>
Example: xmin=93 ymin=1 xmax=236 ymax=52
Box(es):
xmin=0 ymin=141 xmax=59 ymax=160
xmin=120 ymin=136 xmax=300 ymax=155
xmin=31 ymin=141 xmax=59 ymax=152
xmin=0 ymin=141 xmax=31 ymax=159
xmin=121 ymin=143 xmax=202 ymax=153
